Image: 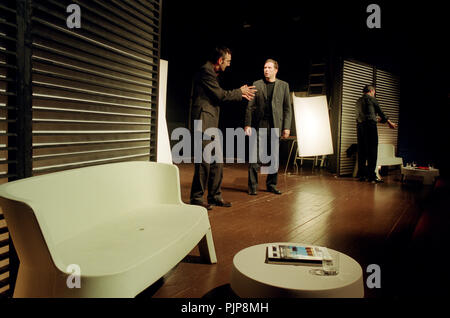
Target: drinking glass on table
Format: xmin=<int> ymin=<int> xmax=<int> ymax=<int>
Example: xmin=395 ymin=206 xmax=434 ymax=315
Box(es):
xmin=322 ymin=250 xmax=339 ymax=276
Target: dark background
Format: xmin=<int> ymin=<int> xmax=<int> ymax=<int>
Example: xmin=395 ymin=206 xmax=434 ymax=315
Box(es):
xmin=160 ymin=0 xmax=449 ymax=173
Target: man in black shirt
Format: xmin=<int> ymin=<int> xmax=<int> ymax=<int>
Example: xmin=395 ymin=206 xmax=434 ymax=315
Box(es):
xmin=355 ymin=85 xmax=397 ymax=183
xmin=245 ymin=59 xmax=292 ymax=194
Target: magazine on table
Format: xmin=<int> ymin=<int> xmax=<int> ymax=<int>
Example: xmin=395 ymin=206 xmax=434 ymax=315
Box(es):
xmin=266 ymin=244 xmax=331 ymax=266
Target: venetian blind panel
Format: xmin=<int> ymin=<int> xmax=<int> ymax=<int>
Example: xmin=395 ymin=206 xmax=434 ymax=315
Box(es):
xmin=31 ymin=0 xmax=160 ymax=174
xmin=340 ymin=60 xmax=373 ymax=176
xmin=376 ymin=69 xmax=400 ymax=149
xmin=0 ymin=0 xmax=17 ymax=297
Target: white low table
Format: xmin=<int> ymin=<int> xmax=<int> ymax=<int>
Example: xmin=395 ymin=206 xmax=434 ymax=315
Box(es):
xmin=230 ymin=243 xmax=364 ymax=298
xmin=401 ymin=166 xmax=439 ymax=185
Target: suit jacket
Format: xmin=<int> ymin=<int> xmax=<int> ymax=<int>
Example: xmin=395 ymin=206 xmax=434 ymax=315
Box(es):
xmin=245 ymin=79 xmax=292 ymax=131
xmin=191 ymin=61 xmax=242 ymax=131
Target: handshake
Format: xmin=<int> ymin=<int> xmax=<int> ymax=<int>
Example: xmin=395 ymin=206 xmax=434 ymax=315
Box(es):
xmin=240 ymin=85 xmax=257 ymax=101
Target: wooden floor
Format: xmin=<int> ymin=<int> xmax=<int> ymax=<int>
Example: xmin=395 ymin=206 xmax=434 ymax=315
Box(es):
xmin=138 ymin=163 xmax=441 ymax=299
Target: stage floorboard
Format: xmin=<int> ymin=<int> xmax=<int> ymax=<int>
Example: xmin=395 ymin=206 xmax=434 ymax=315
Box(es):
xmin=137 ymin=163 xmax=438 ymax=298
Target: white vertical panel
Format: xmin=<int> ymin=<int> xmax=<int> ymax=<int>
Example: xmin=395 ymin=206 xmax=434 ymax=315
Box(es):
xmin=157 ymin=59 xmax=172 ymax=164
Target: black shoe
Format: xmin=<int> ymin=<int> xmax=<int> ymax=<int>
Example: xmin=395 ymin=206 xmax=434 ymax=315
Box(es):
xmin=368 ymin=177 xmax=384 ymax=184
xmin=267 ymin=187 xmax=282 ymax=195
xmin=358 ymin=177 xmax=366 ymax=182
xmin=208 ymin=199 xmax=232 ymax=207
xmin=191 ymin=201 xmax=212 ymax=210
xmin=248 ymin=190 xmax=257 ymax=195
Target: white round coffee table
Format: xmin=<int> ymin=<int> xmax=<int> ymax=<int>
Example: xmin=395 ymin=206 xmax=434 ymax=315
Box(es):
xmin=230 ymin=243 xmax=364 ymax=298
xmin=401 ymin=166 xmax=439 ymax=185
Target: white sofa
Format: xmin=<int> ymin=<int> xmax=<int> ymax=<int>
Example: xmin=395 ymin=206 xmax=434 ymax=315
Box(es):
xmin=0 ymin=161 xmax=217 ymax=297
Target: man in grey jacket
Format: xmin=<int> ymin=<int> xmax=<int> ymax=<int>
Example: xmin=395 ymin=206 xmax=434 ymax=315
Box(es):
xmin=190 ymin=46 xmax=256 ymax=210
xmin=244 ymin=59 xmax=292 ymax=195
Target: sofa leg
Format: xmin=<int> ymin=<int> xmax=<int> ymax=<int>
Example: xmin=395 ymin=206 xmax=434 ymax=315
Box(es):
xmin=198 ymin=229 xmax=217 ymax=264
xmin=376 ymin=166 xmax=382 ymax=179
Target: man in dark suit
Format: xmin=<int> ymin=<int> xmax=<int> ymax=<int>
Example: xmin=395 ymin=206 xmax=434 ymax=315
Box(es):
xmin=190 ymin=46 xmax=256 ymax=210
xmin=244 ymin=59 xmax=292 ymax=195
xmin=355 ymin=85 xmax=397 ymax=183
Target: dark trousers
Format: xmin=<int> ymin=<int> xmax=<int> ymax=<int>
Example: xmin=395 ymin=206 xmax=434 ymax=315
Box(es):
xmin=190 ymin=162 xmax=223 ymax=204
xmin=357 ymin=121 xmax=378 ymax=180
xmin=190 ymin=134 xmax=223 ymax=204
xmin=248 ymin=119 xmax=278 ymax=192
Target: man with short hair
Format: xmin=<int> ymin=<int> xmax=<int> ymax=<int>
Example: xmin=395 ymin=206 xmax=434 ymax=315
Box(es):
xmin=244 ymin=59 xmax=292 ymax=195
xmin=190 ymin=46 xmax=256 ymax=210
xmin=355 ymin=85 xmax=397 ymax=183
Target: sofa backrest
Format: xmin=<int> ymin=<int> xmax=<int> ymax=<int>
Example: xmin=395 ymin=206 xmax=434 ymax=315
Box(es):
xmin=0 ymin=161 xmax=181 ymax=245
